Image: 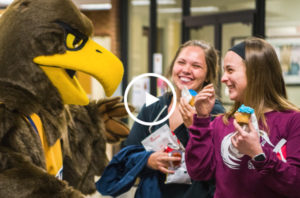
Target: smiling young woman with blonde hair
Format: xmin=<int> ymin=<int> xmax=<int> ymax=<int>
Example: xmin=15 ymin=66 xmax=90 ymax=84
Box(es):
xmin=98 ymin=40 xmax=225 ymax=198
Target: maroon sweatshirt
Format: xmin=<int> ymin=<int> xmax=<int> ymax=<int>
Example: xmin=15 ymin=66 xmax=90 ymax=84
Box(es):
xmin=185 ymin=110 xmax=300 ymax=198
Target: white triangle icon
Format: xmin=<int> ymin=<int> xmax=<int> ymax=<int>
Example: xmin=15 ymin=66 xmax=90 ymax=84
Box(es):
xmin=145 ymin=92 xmax=159 ymax=107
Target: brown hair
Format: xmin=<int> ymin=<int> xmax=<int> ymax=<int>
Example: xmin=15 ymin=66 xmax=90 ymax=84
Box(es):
xmin=166 ymin=40 xmax=219 ymax=90
xmin=223 ymin=37 xmax=299 ymax=125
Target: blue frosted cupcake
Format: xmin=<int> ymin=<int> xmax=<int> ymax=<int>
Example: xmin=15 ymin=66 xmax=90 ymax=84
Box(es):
xmin=234 ymin=104 xmax=254 ymax=125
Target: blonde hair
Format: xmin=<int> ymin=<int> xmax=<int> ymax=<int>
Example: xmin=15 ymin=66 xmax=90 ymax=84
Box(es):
xmin=223 ymin=37 xmax=299 ymax=125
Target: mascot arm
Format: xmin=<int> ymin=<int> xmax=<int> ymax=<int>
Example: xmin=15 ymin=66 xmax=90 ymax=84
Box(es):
xmin=64 ymin=103 xmax=108 ymax=195
xmin=94 ymin=96 xmax=135 ymax=143
xmin=0 ymin=106 xmax=84 ymax=198
xmin=64 ymin=97 xmax=134 ymax=194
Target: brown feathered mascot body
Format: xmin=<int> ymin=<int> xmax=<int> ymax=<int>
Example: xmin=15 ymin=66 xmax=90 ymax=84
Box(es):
xmin=0 ymin=0 xmax=130 ymax=197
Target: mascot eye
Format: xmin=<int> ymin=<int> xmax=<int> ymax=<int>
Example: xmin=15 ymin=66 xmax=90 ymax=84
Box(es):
xmin=56 ymin=21 xmax=88 ymax=51
xmin=66 ymin=33 xmax=84 ymax=50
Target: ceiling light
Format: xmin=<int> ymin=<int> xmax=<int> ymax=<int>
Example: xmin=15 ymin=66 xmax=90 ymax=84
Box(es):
xmin=79 ymin=3 xmax=112 ymax=10
xmin=267 ymin=27 xmax=298 ymax=37
xmin=191 ymin=6 xmax=218 ymax=12
xmin=132 ymin=0 xmax=176 ymax=6
xmin=158 ymin=8 xmax=181 ymax=13
xmin=158 ymin=6 xmax=218 ymax=14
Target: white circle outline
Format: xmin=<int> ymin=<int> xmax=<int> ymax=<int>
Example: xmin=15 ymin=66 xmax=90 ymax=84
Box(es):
xmin=124 ymin=73 xmax=176 ymax=126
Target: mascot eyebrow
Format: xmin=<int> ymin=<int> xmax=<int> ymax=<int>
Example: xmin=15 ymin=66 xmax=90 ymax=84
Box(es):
xmin=56 ymin=21 xmax=89 ymax=51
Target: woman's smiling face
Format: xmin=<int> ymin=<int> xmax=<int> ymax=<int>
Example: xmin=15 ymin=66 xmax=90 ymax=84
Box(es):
xmin=221 ymin=51 xmax=247 ymax=102
xmin=172 ymin=46 xmax=208 ymax=92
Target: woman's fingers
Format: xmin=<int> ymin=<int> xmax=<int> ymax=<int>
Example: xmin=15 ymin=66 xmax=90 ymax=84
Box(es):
xmin=179 ymin=99 xmax=188 ymax=113
xmin=159 ymin=166 xmax=175 ymax=174
xmin=180 ymin=98 xmax=193 ymax=115
xmin=231 ymin=133 xmax=238 ymax=148
xmin=233 ymin=119 xmax=247 ymax=137
xmin=147 ymin=151 xmax=168 ymax=170
xmin=168 ymin=155 xmax=181 ymax=162
xmin=185 ymin=102 xmax=195 ymax=113
xmin=196 ymin=95 xmax=213 ymax=101
xmin=199 ymin=84 xmax=214 ymax=94
xmin=158 ymin=155 xmax=181 ymax=174
xmin=248 ymin=119 xmax=258 ymax=136
xmin=194 ymin=84 xmax=215 ymax=104
xmin=179 ymin=99 xmax=188 ymax=117
xmin=180 ymin=98 xmax=188 ymax=110
xmin=199 ymin=87 xmax=214 ymax=94
xmin=148 ymin=151 xmax=182 ymax=174
xmin=203 ymin=83 xmax=214 ymax=89
xmin=180 ymin=97 xmax=188 ymax=106
xmin=232 ymin=130 xmax=244 ymax=146
xmin=180 ymin=98 xmax=195 ymax=115
xmin=197 ymin=90 xmax=214 ymax=98
xmin=178 ymin=101 xmax=185 ymax=115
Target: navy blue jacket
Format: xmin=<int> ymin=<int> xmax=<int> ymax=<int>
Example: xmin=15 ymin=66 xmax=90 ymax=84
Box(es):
xmin=124 ymin=92 xmax=225 ymax=198
xmin=96 ymin=145 xmax=161 ymax=198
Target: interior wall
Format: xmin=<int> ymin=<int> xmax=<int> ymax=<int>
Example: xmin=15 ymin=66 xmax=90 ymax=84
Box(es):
xmin=157 ymin=13 xmax=181 ymax=76
xmin=128 ymin=14 xmax=149 ymax=78
xmin=266 ymin=0 xmax=300 ymax=107
xmin=165 ymin=19 xmax=181 ymax=74
xmin=286 ymin=87 xmax=300 ymax=107
xmin=128 ymin=2 xmax=182 ymax=84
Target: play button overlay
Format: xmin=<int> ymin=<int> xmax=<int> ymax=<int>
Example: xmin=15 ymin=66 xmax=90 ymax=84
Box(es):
xmin=124 ymin=73 xmax=176 ymax=126
xmin=145 ymin=92 xmax=159 ymax=107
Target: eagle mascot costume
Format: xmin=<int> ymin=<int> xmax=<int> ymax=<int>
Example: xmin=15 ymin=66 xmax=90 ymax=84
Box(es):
xmin=0 ymin=0 xmax=132 ymax=197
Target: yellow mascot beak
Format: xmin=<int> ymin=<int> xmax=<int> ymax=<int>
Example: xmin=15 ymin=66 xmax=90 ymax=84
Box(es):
xmin=33 ymin=38 xmax=123 ymax=105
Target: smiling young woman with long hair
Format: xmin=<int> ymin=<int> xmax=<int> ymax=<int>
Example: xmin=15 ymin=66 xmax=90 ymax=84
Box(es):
xmin=124 ymin=40 xmax=225 ymax=198
xmin=223 ymin=38 xmax=297 ymax=126
xmin=97 ymin=40 xmax=225 ymax=198
xmin=184 ymin=37 xmax=300 ymax=198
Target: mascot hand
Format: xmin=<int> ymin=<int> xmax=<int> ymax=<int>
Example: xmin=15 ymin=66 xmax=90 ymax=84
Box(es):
xmin=98 ymin=96 xmax=135 ymax=143
xmin=65 ymin=187 xmax=85 ymax=198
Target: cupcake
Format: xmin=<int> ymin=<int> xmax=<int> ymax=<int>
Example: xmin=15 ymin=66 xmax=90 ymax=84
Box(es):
xmin=234 ymin=104 xmax=254 ymax=125
xmin=188 ymin=89 xmax=197 ymax=106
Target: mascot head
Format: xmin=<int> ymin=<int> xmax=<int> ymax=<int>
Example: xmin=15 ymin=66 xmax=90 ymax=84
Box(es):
xmin=0 ymin=0 xmax=123 ymax=111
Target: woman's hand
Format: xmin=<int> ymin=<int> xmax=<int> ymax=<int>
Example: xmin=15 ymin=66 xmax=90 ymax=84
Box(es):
xmin=231 ymin=119 xmax=263 ymax=158
xmin=147 ymin=151 xmax=181 ymax=174
xmin=179 ymin=98 xmax=197 ymax=127
xmin=194 ymin=84 xmax=215 ymax=118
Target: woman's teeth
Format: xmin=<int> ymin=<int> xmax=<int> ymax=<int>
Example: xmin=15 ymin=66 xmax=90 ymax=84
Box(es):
xmin=180 ymin=77 xmax=191 ymax=82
